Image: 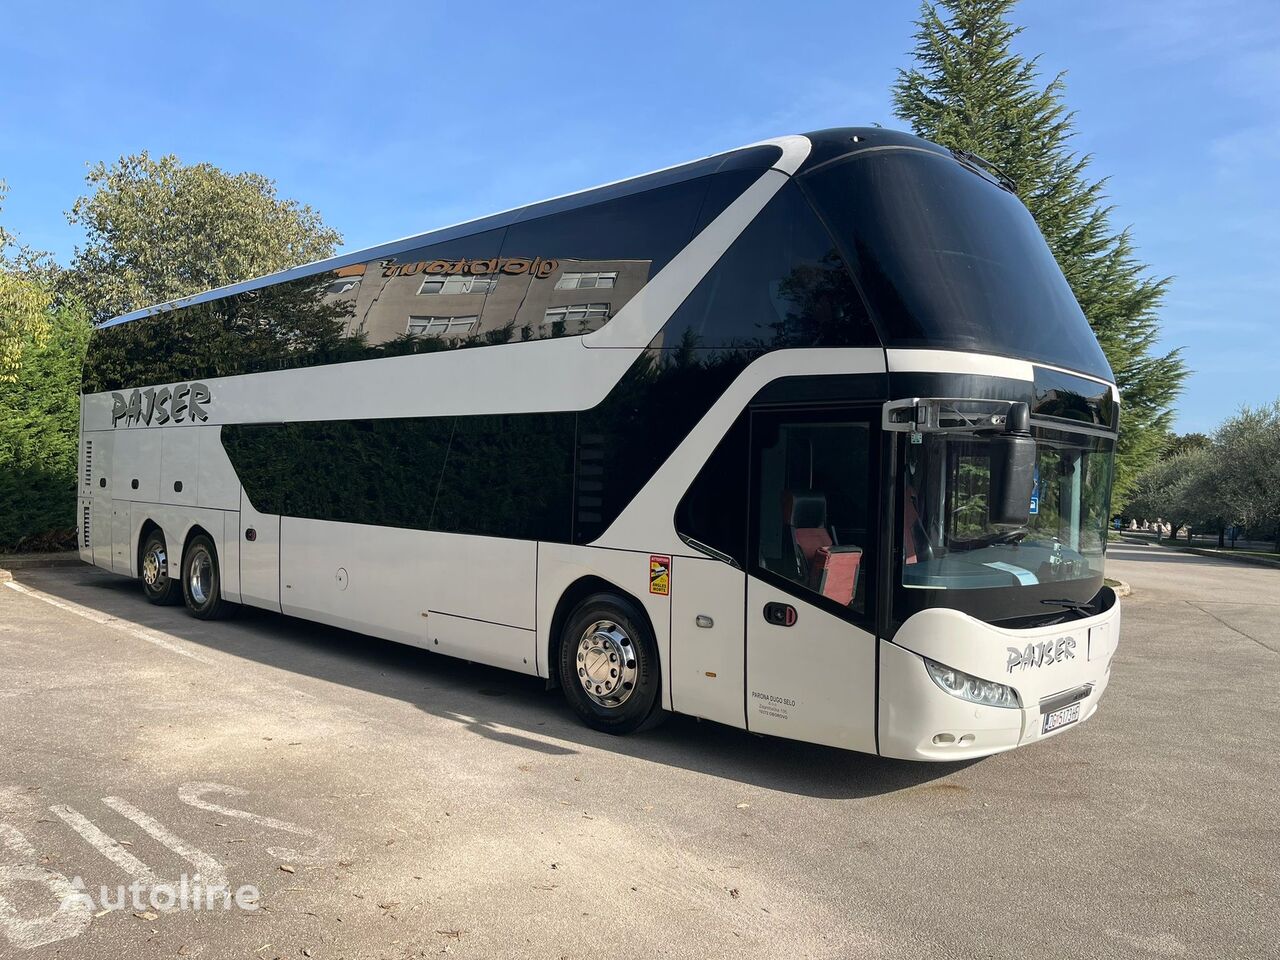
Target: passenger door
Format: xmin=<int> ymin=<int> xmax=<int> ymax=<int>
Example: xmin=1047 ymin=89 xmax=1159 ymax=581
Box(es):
xmin=744 ymin=408 xmax=879 ymax=752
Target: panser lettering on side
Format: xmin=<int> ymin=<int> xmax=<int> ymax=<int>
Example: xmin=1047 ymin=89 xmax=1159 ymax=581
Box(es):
xmin=111 ymin=382 xmax=211 ymax=428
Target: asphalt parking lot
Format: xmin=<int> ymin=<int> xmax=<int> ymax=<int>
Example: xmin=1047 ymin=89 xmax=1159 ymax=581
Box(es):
xmin=0 ymin=541 xmax=1276 ymax=959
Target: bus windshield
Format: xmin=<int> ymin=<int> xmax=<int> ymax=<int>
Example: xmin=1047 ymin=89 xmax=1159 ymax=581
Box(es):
xmin=800 ymin=147 xmax=1113 ymax=381
xmin=900 ymin=429 xmax=1114 ymax=617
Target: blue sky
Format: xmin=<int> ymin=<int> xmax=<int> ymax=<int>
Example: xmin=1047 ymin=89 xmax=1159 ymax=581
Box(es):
xmin=1 ymin=0 xmax=1275 ymax=433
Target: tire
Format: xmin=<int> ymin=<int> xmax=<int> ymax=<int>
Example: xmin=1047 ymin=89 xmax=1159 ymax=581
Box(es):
xmin=139 ymin=529 xmax=180 ymax=605
xmin=558 ymin=592 xmax=665 ymax=735
xmin=181 ymin=534 xmax=236 ymax=620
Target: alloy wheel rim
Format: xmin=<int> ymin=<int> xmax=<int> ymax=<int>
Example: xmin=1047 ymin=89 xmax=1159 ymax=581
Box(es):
xmin=576 ymin=620 xmax=638 ymax=708
xmin=142 ymin=546 xmax=167 ymax=588
xmin=189 ymin=552 xmax=213 ymax=605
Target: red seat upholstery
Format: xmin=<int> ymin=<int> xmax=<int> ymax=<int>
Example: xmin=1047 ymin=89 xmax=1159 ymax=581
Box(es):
xmin=813 ymin=545 xmax=862 ymax=605
xmin=783 ymin=490 xmax=833 ymax=583
xmin=783 ymin=490 xmax=863 ymax=607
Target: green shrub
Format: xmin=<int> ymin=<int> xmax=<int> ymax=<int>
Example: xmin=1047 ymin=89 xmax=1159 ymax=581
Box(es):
xmin=0 ymin=302 xmax=90 ymax=551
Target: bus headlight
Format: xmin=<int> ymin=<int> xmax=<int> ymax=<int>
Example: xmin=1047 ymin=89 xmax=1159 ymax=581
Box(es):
xmin=924 ymin=658 xmax=1020 ymax=709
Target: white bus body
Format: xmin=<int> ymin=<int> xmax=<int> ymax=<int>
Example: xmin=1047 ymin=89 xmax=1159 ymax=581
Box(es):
xmin=78 ymin=128 xmax=1122 ymax=760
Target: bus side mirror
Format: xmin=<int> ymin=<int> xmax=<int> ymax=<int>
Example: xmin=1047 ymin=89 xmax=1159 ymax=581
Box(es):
xmin=989 ymin=402 xmax=1035 ymax=526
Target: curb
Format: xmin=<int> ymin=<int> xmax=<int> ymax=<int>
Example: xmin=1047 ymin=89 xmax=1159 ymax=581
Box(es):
xmin=0 ymin=552 xmax=83 ymax=573
xmin=1106 ymin=578 xmax=1132 ymax=598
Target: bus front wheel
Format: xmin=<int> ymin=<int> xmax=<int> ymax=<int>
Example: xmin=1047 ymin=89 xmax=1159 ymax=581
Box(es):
xmin=181 ymin=534 xmax=236 ymax=621
xmin=558 ymin=592 xmax=664 ymax=735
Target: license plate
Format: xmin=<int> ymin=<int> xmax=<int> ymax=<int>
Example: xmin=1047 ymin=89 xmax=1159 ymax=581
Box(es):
xmin=1043 ymin=701 xmax=1082 ymax=734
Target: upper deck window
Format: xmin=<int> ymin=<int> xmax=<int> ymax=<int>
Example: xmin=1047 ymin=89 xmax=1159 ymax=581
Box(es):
xmin=656 ymin=181 xmax=877 ymax=351
xmin=801 ymin=148 xmax=1112 ymax=380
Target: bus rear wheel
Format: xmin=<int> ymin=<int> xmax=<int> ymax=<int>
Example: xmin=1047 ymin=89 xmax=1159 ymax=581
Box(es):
xmin=140 ymin=529 xmax=180 ymax=605
xmin=558 ymin=592 xmax=664 ymax=735
xmin=181 ymin=534 xmax=236 ymax=620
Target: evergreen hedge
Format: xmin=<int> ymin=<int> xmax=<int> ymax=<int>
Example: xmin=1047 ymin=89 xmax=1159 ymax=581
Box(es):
xmin=0 ymin=303 xmax=90 ymax=551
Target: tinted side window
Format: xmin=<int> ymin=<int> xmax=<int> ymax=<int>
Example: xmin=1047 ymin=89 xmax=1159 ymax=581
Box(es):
xmin=222 ymin=419 xmax=454 ymax=526
xmin=574 ymin=345 xmax=752 ymax=544
xmin=675 ymin=411 xmax=749 ymax=566
xmin=344 ymin=229 xmax=508 ymax=349
xmin=83 ymin=274 xmax=358 ymax=393
xmin=689 ymin=168 xmax=765 ymax=235
xmin=658 ymin=181 xmax=878 ymax=352
xmin=481 ymin=177 xmax=713 ymax=343
xmin=222 ymin=414 xmax=575 ymax=540
xmin=80 ymin=171 xmax=765 ymax=395
xmin=432 ymin=414 xmax=575 ymax=540
xmin=81 ymin=229 xmax=513 ymax=393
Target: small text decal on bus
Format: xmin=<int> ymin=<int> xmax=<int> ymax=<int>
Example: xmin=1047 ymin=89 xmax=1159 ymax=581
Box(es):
xmin=1006 ymin=636 xmax=1076 ymax=673
xmin=649 ymin=556 xmax=671 ymax=596
xmin=111 ymin=382 xmax=211 ymax=428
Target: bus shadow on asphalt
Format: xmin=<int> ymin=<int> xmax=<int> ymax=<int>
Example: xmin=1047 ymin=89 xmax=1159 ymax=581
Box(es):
xmin=18 ymin=567 xmax=977 ymax=800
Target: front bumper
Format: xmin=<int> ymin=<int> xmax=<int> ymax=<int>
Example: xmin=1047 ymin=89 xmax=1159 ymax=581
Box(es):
xmin=878 ymin=592 xmax=1121 ymax=761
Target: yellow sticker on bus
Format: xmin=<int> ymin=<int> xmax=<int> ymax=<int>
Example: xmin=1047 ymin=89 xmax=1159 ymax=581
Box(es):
xmin=649 ymin=555 xmax=671 ymax=596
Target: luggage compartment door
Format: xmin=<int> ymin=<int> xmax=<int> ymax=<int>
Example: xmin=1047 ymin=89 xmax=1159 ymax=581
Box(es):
xmin=239 ymin=491 xmax=281 ymax=612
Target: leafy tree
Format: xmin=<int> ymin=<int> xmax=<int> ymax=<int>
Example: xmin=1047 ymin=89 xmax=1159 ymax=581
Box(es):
xmin=893 ymin=0 xmax=1186 ymax=506
xmin=0 ymin=181 xmax=54 ymax=381
xmin=1127 ymin=407 xmax=1280 ymax=549
xmin=0 ymin=299 xmax=92 ymax=549
xmin=1126 ymin=450 xmax=1223 ymax=542
xmin=65 ymin=152 xmax=342 ymax=322
xmin=1176 ymin=446 xmax=1236 ymax=546
xmin=1215 ymin=402 xmax=1280 ymax=551
xmin=1163 ymin=432 xmax=1211 ymax=460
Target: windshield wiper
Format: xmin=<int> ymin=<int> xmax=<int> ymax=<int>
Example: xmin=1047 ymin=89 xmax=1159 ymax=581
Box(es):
xmin=1040 ymin=598 xmax=1094 ymax=613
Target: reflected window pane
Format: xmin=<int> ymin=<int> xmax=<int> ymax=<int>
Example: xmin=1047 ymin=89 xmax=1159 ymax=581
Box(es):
xmin=408 ymin=315 xmax=478 ymax=337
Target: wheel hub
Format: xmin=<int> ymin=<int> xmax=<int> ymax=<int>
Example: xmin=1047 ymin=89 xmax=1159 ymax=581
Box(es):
xmin=576 ymin=620 xmax=638 ymax=708
xmin=142 ymin=546 xmax=167 ymax=587
xmin=189 ymin=553 xmax=213 ymax=605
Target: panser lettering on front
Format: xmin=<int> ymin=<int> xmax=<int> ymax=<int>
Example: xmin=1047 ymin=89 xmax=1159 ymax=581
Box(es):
xmin=1006 ymin=636 xmax=1077 ymax=673
xmin=111 ymin=382 xmax=211 ymax=428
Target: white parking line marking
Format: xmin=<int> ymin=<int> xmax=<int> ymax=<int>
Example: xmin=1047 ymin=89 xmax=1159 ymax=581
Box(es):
xmin=0 ymin=823 xmax=91 ymax=950
xmin=178 ymin=782 xmax=332 ymax=864
xmin=48 ymin=805 xmax=163 ymax=886
xmin=102 ymin=798 xmax=229 ymax=890
xmin=2 ymin=580 xmax=214 ymax=665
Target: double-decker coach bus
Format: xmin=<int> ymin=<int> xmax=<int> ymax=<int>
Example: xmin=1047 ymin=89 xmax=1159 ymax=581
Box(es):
xmin=78 ymin=127 xmax=1121 ymax=761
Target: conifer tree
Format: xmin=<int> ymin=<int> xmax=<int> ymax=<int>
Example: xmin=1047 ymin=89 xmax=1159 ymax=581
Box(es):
xmin=893 ymin=0 xmax=1185 ymax=504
